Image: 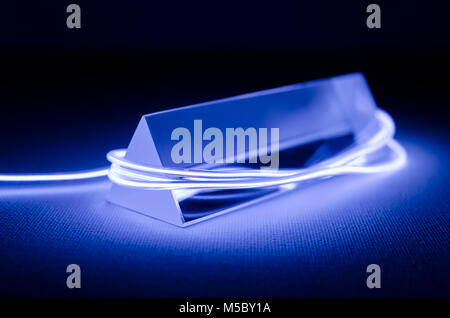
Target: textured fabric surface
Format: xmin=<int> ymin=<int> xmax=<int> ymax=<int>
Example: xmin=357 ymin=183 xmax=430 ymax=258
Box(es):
xmin=0 ymin=128 xmax=448 ymax=297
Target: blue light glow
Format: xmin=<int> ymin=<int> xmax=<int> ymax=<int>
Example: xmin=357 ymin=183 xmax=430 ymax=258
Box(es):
xmin=0 ymin=73 xmax=407 ymax=227
xmin=106 ymin=110 xmax=406 ymax=190
xmin=0 ymin=167 xmax=108 ymax=182
xmin=0 ymin=110 xmax=406 ymax=190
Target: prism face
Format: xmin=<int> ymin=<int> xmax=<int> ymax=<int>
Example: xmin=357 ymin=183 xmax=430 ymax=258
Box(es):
xmin=107 ymin=117 xmax=184 ymax=226
xmin=108 ymin=184 xmax=184 ymax=226
xmin=124 ymin=117 xmax=163 ymax=167
xmin=108 ymin=73 xmax=380 ymax=226
xmin=145 ymin=73 xmax=376 ymax=170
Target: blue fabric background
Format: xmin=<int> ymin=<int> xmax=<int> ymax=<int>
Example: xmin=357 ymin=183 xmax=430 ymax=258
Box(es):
xmin=0 ymin=123 xmax=448 ymax=297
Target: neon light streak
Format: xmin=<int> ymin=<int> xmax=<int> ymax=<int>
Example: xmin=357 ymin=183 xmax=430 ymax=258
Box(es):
xmin=0 ymin=168 xmax=109 ymax=182
xmin=0 ymin=110 xmax=406 ymax=190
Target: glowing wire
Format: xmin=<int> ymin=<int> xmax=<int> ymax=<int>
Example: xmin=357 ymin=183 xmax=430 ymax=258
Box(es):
xmin=0 ymin=110 xmax=406 ymax=189
xmin=105 ymin=110 xmax=406 ymax=190
xmin=107 ymin=140 xmax=406 ymax=190
xmin=0 ymin=167 xmax=109 ymax=182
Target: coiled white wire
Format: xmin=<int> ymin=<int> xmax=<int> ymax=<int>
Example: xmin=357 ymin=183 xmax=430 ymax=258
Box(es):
xmin=0 ymin=110 xmax=406 ymax=189
xmin=106 ymin=110 xmax=406 ymax=190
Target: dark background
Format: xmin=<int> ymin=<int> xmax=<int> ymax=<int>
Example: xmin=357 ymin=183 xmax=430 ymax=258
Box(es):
xmin=0 ymin=1 xmax=449 ymax=298
xmin=1 ymin=0 xmax=449 ymax=172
